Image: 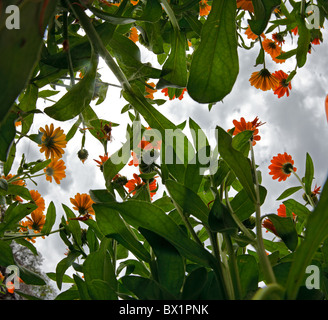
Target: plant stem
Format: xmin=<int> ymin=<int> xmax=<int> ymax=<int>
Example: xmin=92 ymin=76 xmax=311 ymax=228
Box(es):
xmin=2 ymin=227 xmax=64 ymax=241
xmin=63 ymin=10 xmax=75 ymax=87
xmin=291 ymin=170 xmax=315 ymax=208
xmin=250 ymin=142 xmax=276 ymax=284
xmin=160 ymin=0 xmax=180 ymax=31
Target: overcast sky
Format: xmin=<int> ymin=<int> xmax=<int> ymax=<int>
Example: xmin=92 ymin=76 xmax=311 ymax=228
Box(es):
xmin=13 ymin=19 xmax=328 ymax=294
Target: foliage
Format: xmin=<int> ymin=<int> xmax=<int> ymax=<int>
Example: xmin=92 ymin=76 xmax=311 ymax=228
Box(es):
xmin=0 ymin=0 xmax=328 ymax=300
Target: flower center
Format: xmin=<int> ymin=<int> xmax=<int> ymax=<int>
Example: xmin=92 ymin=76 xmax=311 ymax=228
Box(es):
xmin=282 ymin=162 xmax=294 ymax=174
xmin=45 ymin=167 xmax=54 ymax=176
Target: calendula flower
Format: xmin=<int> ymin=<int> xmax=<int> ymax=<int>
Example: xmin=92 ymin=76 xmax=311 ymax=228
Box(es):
xmin=161 ymin=87 xmax=187 ymax=100
xmin=128 ymin=27 xmax=139 ymax=43
xmin=125 ymin=174 xmax=158 ymax=199
xmin=130 ymin=0 xmax=139 ymax=5
xmin=262 ymin=38 xmax=282 ymax=58
xmin=311 ymin=37 xmax=321 ymax=45
xmin=230 ymin=116 xmax=265 ymax=146
xmin=236 ymin=0 xmax=254 ymax=12
xmin=249 ymin=69 xmax=279 ymax=91
xmin=245 ymin=26 xmax=259 ymax=40
xmin=199 ymin=0 xmax=211 ymax=16
xmin=277 ymin=204 xmax=296 ymax=219
xmin=272 ymin=51 xmax=286 ymax=64
xmin=94 ymin=153 xmax=109 ymax=172
xmin=262 ymin=218 xmax=278 ymax=235
xmin=145 ymin=82 xmax=157 ymax=99
xmin=15 ymin=121 xmax=22 ymax=127
xmin=272 ymin=70 xmax=292 ymax=98
xmin=272 ymin=33 xmax=285 ymax=45
xmin=29 ymin=190 xmax=46 ymax=214
xmin=70 ymin=193 xmax=95 ymax=215
xmin=291 ymin=26 xmax=298 ymax=35
xmin=268 ymin=152 xmax=297 ymax=182
xmin=44 ymin=158 xmax=66 ymax=184
xmin=38 ymin=124 xmax=67 ymax=159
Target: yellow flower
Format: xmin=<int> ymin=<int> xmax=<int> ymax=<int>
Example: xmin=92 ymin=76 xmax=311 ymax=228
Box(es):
xmin=38 ymin=124 xmax=67 ymax=159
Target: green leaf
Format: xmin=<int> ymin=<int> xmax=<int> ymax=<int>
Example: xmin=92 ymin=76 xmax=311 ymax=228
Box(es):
xmin=0 ymin=112 xmax=17 ymax=162
xmin=62 ymin=204 xmax=82 ymax=246
xmin=3 ymin=142 xmax=16 ymax=176
xmin=286 ymin=179 xmax=328 ymax=299
xmin=100 ymin=200 xmax=217 ymax=268
xmin=296 ymin=17 xmax=311 ymax=68
xmin=276 ymin=186 xmax=303 ymax=200
xmin=55 ymin=251 xmax=81 ymax=290
xmin=157 ymin=29 xmax=187 ymax=89
xmin=0 ymin=240 xmax=16 ymax=266
xmin=187 ymin=0 xmax=238 ymax=103
xmin=283 ymin=199 xmax=311 ymax=222
xmin=17 ymin=263 xmax=46 ymax=285
xmin=208 ymin=197 xmax=238 ymax=234
xmin=73 ymin=274 xmax=91 ymax=300
xmin=181 ymin=267 xmax=208 ymax=300
xmin=0 ymin=203 xmax=37 ymax=236
xmin=83 ymin=238 xmax=117 ymax=296
xmin=165 ymin=179 xmax=209 ymax=226
xmin=265 ymin=214 xmax=298 ymax=251
xmin=304 ymin=152 xmax=314 ymax=195
xmin=94 ymin=204 xmax=151 ymax=263
xmin=139 ymin=228 xmax=185 ymax=297
xmin=44 ymin=52 xmax=99 ymax=121
xmin=30 ymin=159 xmax=51 ymax=174
xmin=0 ymin=0 xmax=58 ymax=126
xmin=216 ymin=126 xmax=256 ymax=203
xmin=121 ymin=275 xmax=175 ymax=300
xmin=248 ymin=0 xmax=281 ymax=35
xmin=42 ymin=201 xmax=56 ymax=236
xmin=237 ymin=254 xmax=259 ymax=299
xmin=87 ymin=279 xmax=118 ymax=300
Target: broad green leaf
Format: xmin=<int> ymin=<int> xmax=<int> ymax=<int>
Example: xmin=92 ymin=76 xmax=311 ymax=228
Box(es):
xmin=187 ymin=0 xmax=238 ymax=103
xmin=165 ymin=179 xmax=209 ymax=226
xmin=237 ymin=254 xmax=259 ymax=299
xmin=30 ymin=159 xmax=51 ymax=174
xmin=87 ymin=279 xmax=118 ymax=300
xmin=0 ymin=240 xmax=16 ymax=266
xmin=17 ymin=263 xmax=46 ymax=285
xmin=19 ymin=84 xmax=38 ymax=136
xmin=216 ymin=126 xmax=257 ymax=203
xmin=44 ymin=52 xmax=99 ymax=121
xmin=94 ymin=204 xmax=151 ymax=263
xmin=73 ymin=274 xmax=91 ymax=300
xmin=100 ymin=200 xmax=217 ymax=268
xmin=0 ymin=203 xmax=37 ymax=236
xmin=0 ymin=112 xmax=17 ymax=162
xmin=156 ymin=29 xmax=187 ymax=88
xmin=304 ymin=152 xmax=314 ymax=195
xmin=265 ymin=214 xmax=298 ymax=251
xmin=0 ymin=184 xmax=33 ymax=201
xmin=248 ymin=0 xmax=281 ymax=35
xmin=0 ymin=0 xmax=58 ymax=126
xmin=283 ymin=199 xmax=311 ymax=222
xmin=276 ymin=186 xmax=303 ymax=200
xmin=55 ymin=251 xmax=81 ymax=290
xmin=181 ymin=267 xmax=208 ymax=300
xmin=199 ymin=270 xmax=226 ymax=300
xmin=208 ymin=197 xmax=238 ymax=234
xmin=117 ymin=259 xmax=150 ymax=278
xmin=3 ymin=142 xmax=16 ymax=176
xmin=42 ymin=201 xmax=56 ymax=236
xmin=140 ymin=228 xmax=185 ymax=297
xmin=121 ymin=275 xmax=175 ymax=300
xmin=286 ymin=179 xmax=328 ymax=299
xmin=83 ymin=237 xmax=117 ymax=293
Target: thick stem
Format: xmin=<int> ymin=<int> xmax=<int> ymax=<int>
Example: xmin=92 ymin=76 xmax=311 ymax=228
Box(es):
xmin=250 ymin=142 xmax=276 ymax=284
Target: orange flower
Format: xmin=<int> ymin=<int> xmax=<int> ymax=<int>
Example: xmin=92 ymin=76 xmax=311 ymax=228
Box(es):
xmin=262 ymin=218 xmax=278 ymax=235
xmin=128 ymin=151 xmax=139 ymax=167
xmin=29 ymin=190 xmax=46 ymax=214
xmin=272 ymin=33 xmax=285 ymax=46
xmin=249 ymin=69 xmax=279 ymax=91
xmin=94 ymin=153 xmax=109 ymax=171
xmin=70 ymin=193 xmax=95 ymax=215
xmin=44 ymin=158 xmax=66 ymax=184
xmin=311 ymin=37 xmax=321 ymax=45
xmin=125 ymin=174 xmax=157 ymax=199
xmin=291 ymin=26 xmax=298 ymax=35
xmin=145 ymin=82 xmax=157 ymax=99
xmin=312 ymin=184 xmax=321 ymax=196
xmin=15 ymin=121 xmax=22 ymax=127
xmin=277 ymin=204 xmax=296 ymax=219
xmin=38 ymin=124 xmax=67 ymax=159
xmin=268 ymin=152 xmax=297 ymax=182
xmin=161 ymin=87 xmax=187 ymax=100
xmin=128 ymin=27 xmax=139 ymax=43
xmin=130 ymin=0 xmax=139 ymax=5
xmin=272 ymin=51 xmax=286 ymax=64
xmin=1 ymin=174 xmax=25 ymax=187
xmin=262 ymin=38 xmax=282 ymax=58
xmin=236 ymin=0 xmax=254 ymax=12
xmin=199 ymin=0 xmax=211 ymax=16
xmin=99 ymin=0 xmax=121 ymax=7
xmin=272 ymin=70 xmax=291 ymax=98
xmin=325 ymin=94 xmax=328 ymax=123
xmin=245 ymin=26 xmax=258 ymax=40
xmin=230 ymin=116 xmax=264 ymax=146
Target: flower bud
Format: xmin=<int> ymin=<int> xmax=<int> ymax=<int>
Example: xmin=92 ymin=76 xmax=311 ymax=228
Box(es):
xmin=77 ymin=149 xmax=89 ymax=164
